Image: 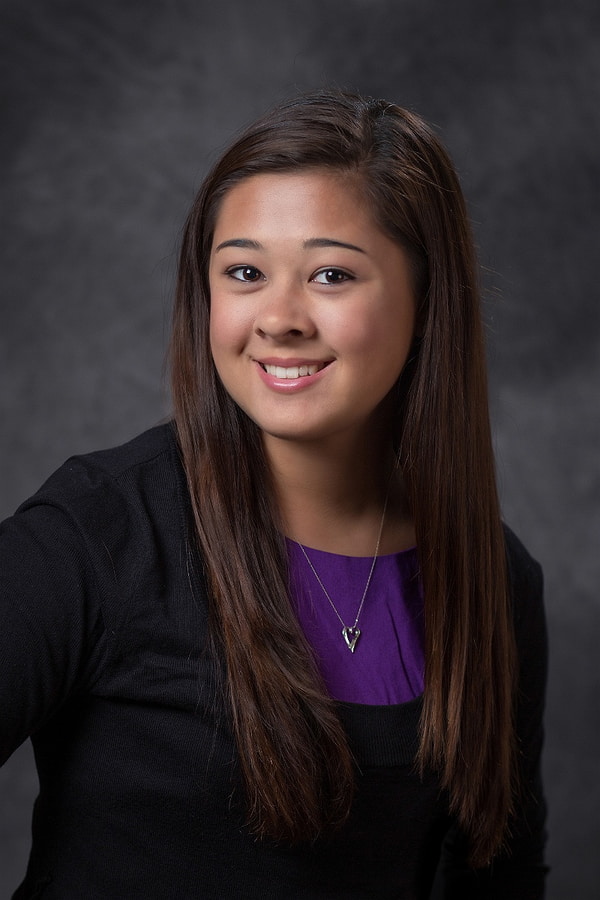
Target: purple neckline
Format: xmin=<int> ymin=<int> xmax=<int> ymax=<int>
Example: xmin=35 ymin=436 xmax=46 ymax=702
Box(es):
xmin=285 ymin=538 xmax=418 ymax=560
xmin=287 ymin=539 xmax=425 ymax=705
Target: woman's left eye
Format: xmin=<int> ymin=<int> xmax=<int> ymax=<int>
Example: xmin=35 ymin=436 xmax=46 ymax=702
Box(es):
xmin=312 ymin=268 xmax=354 ymax=285
xmin=226 ymin=265 xmax=263 ymax=282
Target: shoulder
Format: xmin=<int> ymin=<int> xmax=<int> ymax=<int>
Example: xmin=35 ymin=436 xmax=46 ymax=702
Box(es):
xmin=502 ymin=523 xmax=544 ymax=619
xmin=28 ymin=422 xmax=179 ymax=499
xmin=11 ymin=423 xmax=189 ymax=621
xmin=2 ymin=423 xmax=194 ymax=670
xmin=18 ymin=422 xmax=183 ymax=524
xmin=81 ymin=421 xmax=178 ymax=475
xmin=502 ymin=523 xmax=548 ymax=719
xmin=502 ymin=523 xmax=546 ymax=643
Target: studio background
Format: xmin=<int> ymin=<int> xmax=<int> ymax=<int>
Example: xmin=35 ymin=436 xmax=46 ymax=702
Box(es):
xmin=1 ymin=1 xmax=598 ymax=897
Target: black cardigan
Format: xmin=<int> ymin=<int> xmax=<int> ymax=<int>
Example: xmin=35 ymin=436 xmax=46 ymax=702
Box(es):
xmin=0 ymin=424 xmax=548 ymax=898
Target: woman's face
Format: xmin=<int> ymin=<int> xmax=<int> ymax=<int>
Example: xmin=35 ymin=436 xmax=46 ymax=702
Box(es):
xmin=208 ymin=170 xmax=415 ymax=451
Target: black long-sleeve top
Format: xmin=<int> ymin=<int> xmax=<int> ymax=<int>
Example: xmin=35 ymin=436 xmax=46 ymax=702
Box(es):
xmin=0 ymin=424 xmax=548 ymax=898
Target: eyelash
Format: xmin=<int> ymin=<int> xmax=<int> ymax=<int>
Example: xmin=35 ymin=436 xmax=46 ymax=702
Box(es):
xmin=312 ymin=268 xmax=354 ymax=285
xmin=226 ymin=265 xmax=263 ymax=283
xmin=224 ymin=266 xmax=354 ymax=285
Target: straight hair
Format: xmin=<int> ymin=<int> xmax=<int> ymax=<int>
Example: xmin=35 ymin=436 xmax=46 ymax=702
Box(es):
xmin=170 ymin=90 xmax=517 ymax=867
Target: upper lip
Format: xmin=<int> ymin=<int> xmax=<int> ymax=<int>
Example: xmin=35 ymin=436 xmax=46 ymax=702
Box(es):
xmin=254 ymin=357 xmax=332 ymax=367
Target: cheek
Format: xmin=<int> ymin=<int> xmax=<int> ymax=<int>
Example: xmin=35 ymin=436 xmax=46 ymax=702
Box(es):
xmin=341 ymin=310 xmax=413 ymax=359
xmin=208 ymin=305 xmax=224 ymax=357
xmin=209 ymin=297 xmax=248 ymax=358
xmin=348 ymin=310 xmax=415 ymax=389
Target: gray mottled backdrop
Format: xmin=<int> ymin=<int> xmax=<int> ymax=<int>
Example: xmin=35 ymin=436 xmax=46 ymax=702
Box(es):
xmin=1 ymin=0 xmax=598 ymax=896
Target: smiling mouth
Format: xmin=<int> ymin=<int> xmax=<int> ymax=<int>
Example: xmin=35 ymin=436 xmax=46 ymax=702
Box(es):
xmin=260 ymin=362 xmax=329 ymax=379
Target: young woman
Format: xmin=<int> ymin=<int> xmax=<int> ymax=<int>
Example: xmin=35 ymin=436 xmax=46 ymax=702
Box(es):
xmin=0 ymin=91 xmax=547 ymax=898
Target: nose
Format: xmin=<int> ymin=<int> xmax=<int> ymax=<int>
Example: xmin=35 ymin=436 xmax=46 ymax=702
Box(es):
xmin=254 ymin=284 xmax=316 ymax=341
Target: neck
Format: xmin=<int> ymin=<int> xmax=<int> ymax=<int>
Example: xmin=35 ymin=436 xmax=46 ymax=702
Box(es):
xmin=264 ymin=431 xmax=414 ymax=556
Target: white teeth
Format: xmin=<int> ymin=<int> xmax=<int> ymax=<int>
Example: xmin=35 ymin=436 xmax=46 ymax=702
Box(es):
xmin=263 ymin=363 xmax=321 ymax=379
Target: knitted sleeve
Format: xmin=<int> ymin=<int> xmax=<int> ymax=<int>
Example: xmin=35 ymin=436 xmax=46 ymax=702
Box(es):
xmin=0 ymin=453 xmax=141 ymax=765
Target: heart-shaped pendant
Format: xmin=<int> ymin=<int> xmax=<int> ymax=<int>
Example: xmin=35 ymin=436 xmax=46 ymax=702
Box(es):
xmin=342 ymin=626 xmax=361 ymax=653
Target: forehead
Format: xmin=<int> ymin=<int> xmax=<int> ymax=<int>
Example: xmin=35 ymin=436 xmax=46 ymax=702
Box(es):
xmin=211 ymin=170 xmax=376 ymax=242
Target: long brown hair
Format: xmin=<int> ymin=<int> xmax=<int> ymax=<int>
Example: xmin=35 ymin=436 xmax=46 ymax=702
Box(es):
xmin=170 ymin=90 xmax=517 ymax=867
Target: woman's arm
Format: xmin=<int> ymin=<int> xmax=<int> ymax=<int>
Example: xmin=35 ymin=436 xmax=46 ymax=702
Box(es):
xmin=0 ymin=498 xmax=109 ymax=764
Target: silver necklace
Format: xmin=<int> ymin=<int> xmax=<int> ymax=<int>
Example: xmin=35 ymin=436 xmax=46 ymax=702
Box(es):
xmin=295 ymin=490 xmax=390 ymax=653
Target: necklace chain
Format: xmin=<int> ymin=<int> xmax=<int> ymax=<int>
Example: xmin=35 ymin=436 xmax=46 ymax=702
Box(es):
xmin=295 ymin=488 xmax=391 ymax=653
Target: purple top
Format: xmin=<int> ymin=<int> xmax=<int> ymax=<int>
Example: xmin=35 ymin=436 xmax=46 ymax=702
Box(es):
xmin=287 ymin=540 xmax=425 ymax=705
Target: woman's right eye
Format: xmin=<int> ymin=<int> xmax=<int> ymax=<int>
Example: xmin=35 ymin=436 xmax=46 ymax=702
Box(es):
xmin=226 ymin=265 xmax=263 ymax=282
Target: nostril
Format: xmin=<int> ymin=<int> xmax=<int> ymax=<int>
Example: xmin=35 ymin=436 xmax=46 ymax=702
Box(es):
xmin=255 ymin=324 xmax=310 ymax=340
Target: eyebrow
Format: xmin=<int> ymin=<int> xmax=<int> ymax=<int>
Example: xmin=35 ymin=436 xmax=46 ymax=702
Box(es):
xmin=214 ymin=237 xmax=366 ymax=254
xmin=303 ymin=238 xmax=365 ymax=253
xmin=214 ymin=238 xmax=262 ymax=252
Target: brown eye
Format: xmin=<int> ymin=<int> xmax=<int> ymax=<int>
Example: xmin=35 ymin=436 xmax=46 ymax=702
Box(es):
xmin=312 ymin=268 xmax=353 ymax=285
xmin=228 ymin=266 xmax=263 ymax=282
